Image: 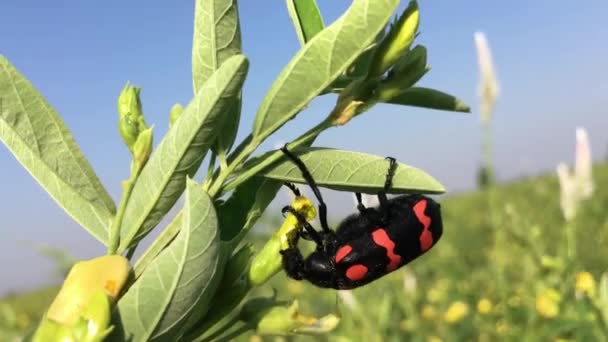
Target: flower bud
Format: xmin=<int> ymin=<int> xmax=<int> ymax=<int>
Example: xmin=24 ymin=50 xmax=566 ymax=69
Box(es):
xmin=368 ymin=0 xmax=420 ymax=78
xmin=249 ymin=196 xmax=316 ymax=286
xmin=575 ymin=271 xmax=596 ymax=298
xmin=241 ymin=299 xmax=339 ymax=336
xmin=117 ymin=83 xmax=148 ymax=152
xmin=389 ymin=44 xmax=427 ymax=79
xmin=169 ymin=103 xmax=184 ymax=128
xmin=133 ymin=126 xmax=154 ymax=167
xmin=33 ymin=288 xmax=114 ymax=342
xmin=47 ymin=255 xmax=131 ymax=325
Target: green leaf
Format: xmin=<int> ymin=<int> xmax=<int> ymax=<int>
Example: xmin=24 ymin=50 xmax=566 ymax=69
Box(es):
xmin=256 ymin=147 xmax=445 ymax=194
xmin=0 ymin=56 xmax=115 ymax=244
xmin=118 ymin=55 xmax=249 ymax=251
xmin=286 ymin=0 xmax=324 ymax=46
xmin=115 ymin=179 xmax=222 ymax=341
xmin=385 ymin=87 xmax=471 ymax=113
xmin=252 ymin=0 xmax=399 ymax=141
xmin=193 ymin=0 xmax=242 ymax=153
xmin=217 ymin=177 xmax=282 ymax=244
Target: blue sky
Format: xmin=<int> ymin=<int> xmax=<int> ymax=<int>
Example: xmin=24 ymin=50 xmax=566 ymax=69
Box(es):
xmin=1 ymin=1 xmax=607 ymax=293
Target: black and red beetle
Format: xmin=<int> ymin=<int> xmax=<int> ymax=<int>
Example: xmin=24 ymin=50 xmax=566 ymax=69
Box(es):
xmin=278 ymin=144 xmax=443 ymax=290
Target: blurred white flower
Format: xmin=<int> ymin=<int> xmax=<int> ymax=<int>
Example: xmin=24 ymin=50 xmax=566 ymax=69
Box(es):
xmin=403 ymin=272 xmax=417 ymax=294
xmin=556 ymin=127 xmax=594 ymax=221
xmin=474 ymin=31 xmax=499 ymax=124
xmin=337 ymin=290 xmax=359 ymax=312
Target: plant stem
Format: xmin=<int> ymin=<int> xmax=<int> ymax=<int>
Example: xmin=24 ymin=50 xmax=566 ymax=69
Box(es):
xmin=222 ymin=119 xmax=332 ymax=194
xmin=202 ymin=152 xmax=217 ymax=190
xmin=133 ymin=211 xmax=182 ymax=279
xmin=107 ymin=162 xmax=143 ymax=255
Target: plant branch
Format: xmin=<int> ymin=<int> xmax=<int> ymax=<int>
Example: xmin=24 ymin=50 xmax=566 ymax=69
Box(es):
xmin=107 ymin=162 xmax=144 ymax=254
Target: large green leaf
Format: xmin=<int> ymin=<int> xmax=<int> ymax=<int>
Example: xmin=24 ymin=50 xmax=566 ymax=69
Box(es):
xmin=0 ymin=56 xmax=115 ymax=244
xmin=118 ymin=55 xmax=248 ymax=251
xmin=192 ymin=0 xmax=242 ymax=153
xmin=256 ymin=147 xmax=445 ymax=194
xmin=252 ymin=0 xmax=399 ymax=140
xmin=385 ymin=87 xmax=471 ymax=113
xmin=115 ymin=179 xmax=222 ymax=341
xmin=286 ymin=0 xmax=324 ymax=46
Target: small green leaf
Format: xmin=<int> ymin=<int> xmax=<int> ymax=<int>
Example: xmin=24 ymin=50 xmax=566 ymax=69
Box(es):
xmin=385 ymin=87 xmax=471 ymax=113
xmin=252 ymin=0 xmax=399 ymax=141
xmin=115 ymin=180 xmax=222 ymax=341
xmin=286 ymin=0 xmax=324 ymax=46
xmin=217 ymin=177 xmax=282 ymax=244
xmin=0 ymin=56 xmax=115 ymax=244
xmin=257 ymin=147 xmax=445 ymax=194
xmin=193 ymin=0 xmax=243 ymax=153
xmin=118 ymin=55 xmax=248 ymax=251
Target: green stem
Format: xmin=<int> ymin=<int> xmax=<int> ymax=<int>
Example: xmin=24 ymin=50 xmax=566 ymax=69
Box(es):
xmin=208 ymin=142 xmax=258 ymax=197
xmin=132 ymin=212 xmax=182 ymax=279
xmin=222 ymin=119 xmax=332 ymax=194
xmin=565 ymin=221 xmax=576 ymax=261
xmin=107 ymin=163 xmax=143 ymax=255
xmin=202 ymin=152 xmax=217 ymax=191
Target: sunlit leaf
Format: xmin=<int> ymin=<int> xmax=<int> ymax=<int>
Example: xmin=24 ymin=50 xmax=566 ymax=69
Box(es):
xmin=256 ymin=147 xmax=445 ymax=194
xmin=286 ymin=0 xmax=324 ymax=46
xmin=0 ymin=56 xmax=115 ymax=244
xmin=193 ymin=0 xmax=242 ymax=153
xmin=118 ymin=55 xmax=248 ymax=251
xmin=115 ymin=180 xmax=222 ymax=341
xmin=252 ymin=0 xmax=399 ymax=141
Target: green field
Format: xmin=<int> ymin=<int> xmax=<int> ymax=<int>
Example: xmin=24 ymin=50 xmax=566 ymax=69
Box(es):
xmin=3 ymin=164 xmax=607 ymax=341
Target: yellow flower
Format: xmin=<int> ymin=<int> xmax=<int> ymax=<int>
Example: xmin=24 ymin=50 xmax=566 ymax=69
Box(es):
xmin=443 ymin=301 xmax=469 ymax=323
xmin=477 ymin=298 xmax=493 ymax=314
xmin=575 ymin=271 xmax=596 ymax=297
xmin=286 ymin=280 xmax=305 ymax=296
xmin=427 ymin=336 xmax=443 ymax=342
xmin=536 ymin=288 xmax=561 ymax=318
xmin=421 ymin=305 xmax=436 ymax=320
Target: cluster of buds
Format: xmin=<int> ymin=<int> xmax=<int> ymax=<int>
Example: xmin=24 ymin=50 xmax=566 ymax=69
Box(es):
xmin=330 ymin=0 xmax=425 ymax=126
xmin=117 ymin=83 xmax=153 ymax=167
xmin=556 ymin=127 xmax=594 ymax=221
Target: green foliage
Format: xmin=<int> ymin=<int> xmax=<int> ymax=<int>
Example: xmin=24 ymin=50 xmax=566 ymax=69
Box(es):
xmin=254 ymin=147 xmax=445 ymax=194
xmin=0 ymin=57 xmax=116 ymax=244
xmin=118 ymin=55 xmax=249 ymax=251
xmin=286 ymin=0 xmax=324 ymax=45
xmin=0 ymin=0 xmax=470 ymax=340
xmin=115 ymin=180 xmax=222 ymax=341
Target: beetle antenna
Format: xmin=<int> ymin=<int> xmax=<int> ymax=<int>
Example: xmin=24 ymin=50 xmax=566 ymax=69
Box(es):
xmin=280 ymin=144 xmax=331 ymax=233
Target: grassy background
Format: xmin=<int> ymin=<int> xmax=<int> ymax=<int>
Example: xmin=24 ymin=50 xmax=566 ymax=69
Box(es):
xmin=2 ymin=164 xmax=607 ymax=341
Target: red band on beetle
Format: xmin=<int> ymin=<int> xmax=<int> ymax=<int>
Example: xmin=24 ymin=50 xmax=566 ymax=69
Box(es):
xmin=371 ymin=229 xmax=402 ymax=271
xmin=335 ymin=245 xmax=352 ymax=264
xmin=346 ymin=264 xmax=368 ymax=281
xmin=413 ymin=199 xmax=433 ymax=251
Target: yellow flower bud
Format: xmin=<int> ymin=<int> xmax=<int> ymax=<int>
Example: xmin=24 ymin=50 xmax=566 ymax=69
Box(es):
xmin=368 ymin=0 xmax=420 ymax=78
xmin=47 ymin=255 xmax=131 ymax=325
xmin=132 ymin=126 xmax=154 ymax=167
xmin=169 ymin=103 xmax=184 ymax=128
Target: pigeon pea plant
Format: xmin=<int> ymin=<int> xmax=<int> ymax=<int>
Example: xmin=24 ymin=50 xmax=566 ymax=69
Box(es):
xmin=0 ymin=0 xmax=468 ymax=340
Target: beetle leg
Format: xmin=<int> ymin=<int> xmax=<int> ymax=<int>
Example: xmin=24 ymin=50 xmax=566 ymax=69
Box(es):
xmin=280 ymin=247 xmax=305 ymax=280
xmin=282 ymin=206 xmax=324 ymax=248
xmin=355 ymin=193 xmax=367 ymax=213
xmin=378 ymin=157 xmax=397 ymax=225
